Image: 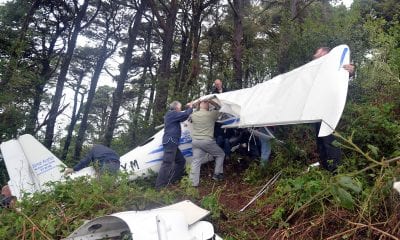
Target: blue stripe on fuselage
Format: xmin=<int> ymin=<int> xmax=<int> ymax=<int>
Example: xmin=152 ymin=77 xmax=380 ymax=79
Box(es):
xmin=149 ymin=146 xmax=164 ymax=154
xmin=181 ymin=148 xmax=193 ymax=157
xmin=145 ymin=158 xmax=163 ymax=164
xmin=221 ymin=118 xmax=240 ymax=125
xmin=145 ymin=147 xmax=193 ymax=164
xmin=148 ymin=138 xmax=192 ymax=155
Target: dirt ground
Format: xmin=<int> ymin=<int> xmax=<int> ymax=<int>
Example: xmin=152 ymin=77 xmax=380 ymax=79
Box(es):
xmin=188 ymin=159 xmax=400 ymax=240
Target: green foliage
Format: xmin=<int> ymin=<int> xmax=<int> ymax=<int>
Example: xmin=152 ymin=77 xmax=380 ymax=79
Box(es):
xmin=0 ymin=174 xmax=186 ymax=239
xmin=0 ymin=160 xmax=9 ymax=186
xmin=201 ymin=188 xmax=223 ymax=220
xmin=0 ymin=104 xmax=26 ymax=141
xmin=263 ymin=128 xmax=399 ymax=233
xmin=242 ymin=162 xmax=265 ymax=184
xmin=340 ymin=103 xmax=400 ymax=158
xmin=269 ymin=169 xmax=328 ymax=215
xmin=330 ymin=175 xmax=362 ymax=210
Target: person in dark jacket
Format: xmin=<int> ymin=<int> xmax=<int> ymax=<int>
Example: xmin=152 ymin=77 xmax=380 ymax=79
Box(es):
xmin=312 ymin=47 xmax=355 ymax=172
xmin=64 ymin=144 xmax=120 ymax=176
xmin=155 ymin=100 xmax=193 ymax=189
xmin=212 ymin=79 xmax=232 ymax=160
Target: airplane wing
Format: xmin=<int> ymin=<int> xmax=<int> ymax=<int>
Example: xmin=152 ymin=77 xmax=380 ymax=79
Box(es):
xmin=201 ymin=44 xmax=350 ymax=137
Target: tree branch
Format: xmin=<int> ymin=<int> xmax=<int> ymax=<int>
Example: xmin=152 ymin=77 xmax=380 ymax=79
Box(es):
xmin=228 ymin=0 xmax=239 ymax=17
xmin=157 ymin=0 xmax=170 ymax=14
xmin=291 ymin=0 xmax=316 ymax=21
xmin=35 ymin=103 xmax=70 ymax=133
xmin=79 ymin=0 xmax=101 ymax=30
xmin=104 ymin=67 xmax=117 ymax=79
xmin=147 ymin=0 xmax=167 ymax=30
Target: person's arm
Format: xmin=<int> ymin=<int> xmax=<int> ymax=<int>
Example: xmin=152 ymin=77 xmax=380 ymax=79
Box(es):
xmin=208 ymin=100 xmax=221 ymax=110
xmin=170 ymin=107 xmax=193 ymax=122
xmin=73 ymin=149 xmax=95 ymax=171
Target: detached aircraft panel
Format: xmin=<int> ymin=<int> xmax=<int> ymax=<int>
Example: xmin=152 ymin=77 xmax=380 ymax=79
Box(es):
xmin=17 ymin=134 xmax=66 ymax=184
xmin=0 ymin=139 xmax=37 ymax=199
xmin=64 ymin=200 xmax=219 ymax=240
xmin=1 ymin=134 xmax=95 ymax=198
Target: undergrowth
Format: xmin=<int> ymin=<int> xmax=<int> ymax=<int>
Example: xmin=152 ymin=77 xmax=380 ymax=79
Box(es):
xmin=0 ymin=174 xmax=181 ymax=239
xmin=1 ymin=101 xmax=400 ymax=239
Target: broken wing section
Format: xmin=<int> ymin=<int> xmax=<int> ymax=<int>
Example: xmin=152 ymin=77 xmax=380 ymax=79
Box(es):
xmin=0 ymin=139 xmax=37 ymax=199
xmin=64 ymin=200 xmax=221 ymax=240
xmin=0 ymin=134 xmax=95 ymax=198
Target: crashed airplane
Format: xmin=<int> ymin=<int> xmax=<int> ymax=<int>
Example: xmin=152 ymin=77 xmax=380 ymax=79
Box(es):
xmin=0 ymin=44 xmax=350 ymax=239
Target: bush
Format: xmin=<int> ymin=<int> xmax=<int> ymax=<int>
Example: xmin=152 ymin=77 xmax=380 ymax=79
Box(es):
xmin=0 ymin=174 xmax=183 ymax=239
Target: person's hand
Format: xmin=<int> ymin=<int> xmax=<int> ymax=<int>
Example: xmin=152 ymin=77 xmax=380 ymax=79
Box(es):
xmin=186 ymin=101 xmax=193 ymax=108
xmin=343 ymin=64 xmax=355 ymax=75
xmin=64 ymin=168 xmax=74 ymax=176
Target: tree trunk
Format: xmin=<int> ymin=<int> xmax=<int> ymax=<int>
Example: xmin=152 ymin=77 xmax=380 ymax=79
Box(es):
xmin=102 ymin=2 xmax=145 ymax=146
xmin=25 ymin=23 xmax=65 ymax=134
xmin=207 ymin=31 xmax=215 ymax=91
xmin=62 ymin=71 xmax=85 ymax=160
xmin=178 ymin=1 xmax=201 ymax=98
xmin=144 ymin=67 xmax=156 ymax=123
xmin=174 ymin=5 xmax=190 ymax=98
xmin=132 ymin=22 xmax=152 ymax=130
xmin=230 ymin=0 xmax=244 ymax=90
xmin=149 ymin=0 xmax=179 ymax=126
xmin=25 ymin=58 xmax=50 ymax=135
xmin=291 ymin=0 xmax=299 ymax=19
xmin=74 ymin=35 xmax=117 ymax=159
xmin=44 ymin=0 xmax=92 ymax=148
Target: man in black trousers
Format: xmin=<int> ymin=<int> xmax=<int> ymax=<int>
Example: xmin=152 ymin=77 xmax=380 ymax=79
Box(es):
xmin=155 ymin=100 xmax=193 ymax=189
xmin=312 ymin=47 xmax=355 ymax=172
xmin=212 ymin=79 xmax=232 ymax=160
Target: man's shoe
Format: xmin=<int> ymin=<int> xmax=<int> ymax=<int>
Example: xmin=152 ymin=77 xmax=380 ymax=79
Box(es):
xmin=212 ymin=173 xmax=224 ymax=181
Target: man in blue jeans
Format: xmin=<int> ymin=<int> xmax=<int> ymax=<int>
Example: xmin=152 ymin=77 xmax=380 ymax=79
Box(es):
xmin=256 ymin=127 xmax=273 ymax=167
xmin=155 ymin=101 xmax=193 ymax=189
xmin=64 ymin=144 xmax=120 ymax=176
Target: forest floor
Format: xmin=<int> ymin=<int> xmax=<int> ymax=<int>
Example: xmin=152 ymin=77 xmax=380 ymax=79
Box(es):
xmin=172 ymin=156 xmax=400 ymax=240
xmin=178 ymin=157 xmax=301 ymax=239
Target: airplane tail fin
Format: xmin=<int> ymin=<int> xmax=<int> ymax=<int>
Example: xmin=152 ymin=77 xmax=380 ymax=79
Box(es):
xmin=0 ymin=134 xmax=66 ymax=198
